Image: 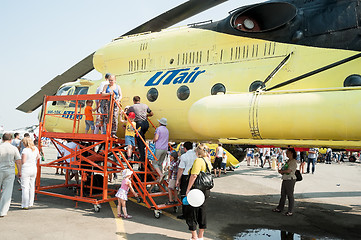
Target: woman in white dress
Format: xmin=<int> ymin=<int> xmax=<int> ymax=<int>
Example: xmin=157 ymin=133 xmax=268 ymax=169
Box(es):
xmin=21 ymin=137 xmax=40 ymax=209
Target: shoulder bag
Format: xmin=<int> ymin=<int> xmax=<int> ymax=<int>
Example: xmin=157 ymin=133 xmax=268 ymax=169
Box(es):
xmin=192 ymin=157 xmax=214 ymax=191
xmin=295 ymin=169 xmax=302 ymax=182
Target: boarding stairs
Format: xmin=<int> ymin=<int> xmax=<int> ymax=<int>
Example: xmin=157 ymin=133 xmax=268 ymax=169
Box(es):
xmin=36 ymin=94 xmax=180 ymax=217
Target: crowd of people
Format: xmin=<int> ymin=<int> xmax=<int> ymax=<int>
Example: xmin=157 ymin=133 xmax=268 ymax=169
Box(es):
xmin=242 ymin=147 xmax=354 ymax=174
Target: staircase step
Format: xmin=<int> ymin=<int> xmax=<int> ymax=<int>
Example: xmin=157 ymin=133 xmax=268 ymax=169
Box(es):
xmin=143 ymin=181 xmax=160 ymax=185
xmin=155 ymin=203 xmax=181 ymax=209
xmin=148 ymin=192 xmax=168 ymax=197
xmin=134 ymin=171 xmax=157 ymax=175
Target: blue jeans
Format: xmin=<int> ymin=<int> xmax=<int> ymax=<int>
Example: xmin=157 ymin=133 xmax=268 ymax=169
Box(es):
xmin=307 ymin=158 xmax=316 ymax=173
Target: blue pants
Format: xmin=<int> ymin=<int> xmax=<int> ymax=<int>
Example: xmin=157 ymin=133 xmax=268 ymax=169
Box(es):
xmin=307 ymin=158 xmax=316 ymax=173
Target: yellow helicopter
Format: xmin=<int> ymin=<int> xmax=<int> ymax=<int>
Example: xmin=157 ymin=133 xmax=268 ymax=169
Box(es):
xmin=17 ymin=0 xmax=361 ymax=150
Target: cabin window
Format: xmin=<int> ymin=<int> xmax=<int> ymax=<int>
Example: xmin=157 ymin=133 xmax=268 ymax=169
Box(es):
xmin=177 ymin=85 xmax=190 ymax=101
xmin=57 ymin=86 xmax=72 ymax=96
xmin=249 ymin=81 xmax=264 ymax=92
xmin=344 ymin=74 xmax=361 ymax=87
xmin=211 ymin=83 xmax=226 ymax=95
xmin=74 ymin=87 xmax=88 ymax=95
xmin=147 ymin=88 xmax=159 ymax=102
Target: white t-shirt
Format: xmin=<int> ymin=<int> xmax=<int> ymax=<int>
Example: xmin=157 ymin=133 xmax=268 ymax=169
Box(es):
xmin=55 ymin=141 xmax=65 ymax=157
xmin=222 ymin=152 xmax=227 ymax=164
xmin=97 ymin=81 xmax=109 ymax=94
xmin=0 ymin=142 xmax=21 ymax=170
xmin=216 ymin=146 xmax=223 ymax=158
xmin=178 ymin=149 xmax=197 ymax=176
xmin=64 ymin=142 xmax=77 ymax=163
xmin=21 ymin=147 xmax=39 ymax=169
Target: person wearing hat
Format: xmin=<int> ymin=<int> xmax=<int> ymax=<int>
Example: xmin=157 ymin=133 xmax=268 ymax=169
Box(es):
xmin=153 ymin=117 xmax=169 ymax=182
xmin=115 ymin=169 xmax=138 ymax=219
xmin=124 ymin=112 xmax=136 ymax=160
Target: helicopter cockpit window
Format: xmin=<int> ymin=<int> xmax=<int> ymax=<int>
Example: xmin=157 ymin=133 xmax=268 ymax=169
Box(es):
xmin=52 ymin=86 xmax=72 ymax=105
xmin=177 ymin=85 xmax=190 ymax=101
xmin=73 ymin=87 xmax=89 ymax=95
xmin=147 ymin=88 xmax=159 ymax=102
xmin=69 ymin=87 xmax=89 ymax=108
xmin=211 ymin=83 xmax=226 ymax=95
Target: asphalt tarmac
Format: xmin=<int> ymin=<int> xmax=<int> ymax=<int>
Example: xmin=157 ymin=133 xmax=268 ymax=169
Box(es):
xmin=1 ymin=146 xmax=361 ymax=240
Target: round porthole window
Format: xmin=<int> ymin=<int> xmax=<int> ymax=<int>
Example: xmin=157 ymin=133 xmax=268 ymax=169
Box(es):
xmin=146 ymin=88 xmax=158 ymax=102
xmin=211 ymin=83 xmax=226 ymax=95
xmin=177 ymin=85 xmax=190 ymax=101
xmin=249 ymin=80 xmax=264 ymax=92
xmin=344 ymin=74 xmax=361 ymax=87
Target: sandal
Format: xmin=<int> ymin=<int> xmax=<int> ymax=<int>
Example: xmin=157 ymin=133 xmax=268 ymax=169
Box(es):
xmin=123 ymin=215 xmax=132 ymax=219
xmin=284 ymin=212 xmax=293 ymax=216
xmin=272 ymin=208 xmax=281 ymax=213
xmin=117 ymin=214 xmax=124 ymax=218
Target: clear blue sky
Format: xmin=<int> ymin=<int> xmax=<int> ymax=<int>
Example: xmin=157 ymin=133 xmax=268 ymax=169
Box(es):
xmin=0 ymin=0 xmax=262 ymax=131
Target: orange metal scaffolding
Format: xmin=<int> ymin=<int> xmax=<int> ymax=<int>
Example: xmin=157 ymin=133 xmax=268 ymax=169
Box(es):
xmin=36 ymin=94 xmax=180 ymax=217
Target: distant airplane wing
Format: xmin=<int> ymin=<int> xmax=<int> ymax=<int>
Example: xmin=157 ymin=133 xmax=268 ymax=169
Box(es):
xmin=16 ymin=0 xmax=228 ymax=113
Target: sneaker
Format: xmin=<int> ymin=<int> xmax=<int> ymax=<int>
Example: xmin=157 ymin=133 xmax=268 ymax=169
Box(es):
xmin=123 ymin=215 xmax=132 ymax=219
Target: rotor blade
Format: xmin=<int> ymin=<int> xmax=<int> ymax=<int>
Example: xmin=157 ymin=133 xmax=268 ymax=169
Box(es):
xmin=124 ymin=0 xmax=229 ymax=36
xmin=17 ymin=0 xmax=229 ymax=113
xmin=16 ymin=53 xmax=94 ymax=113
